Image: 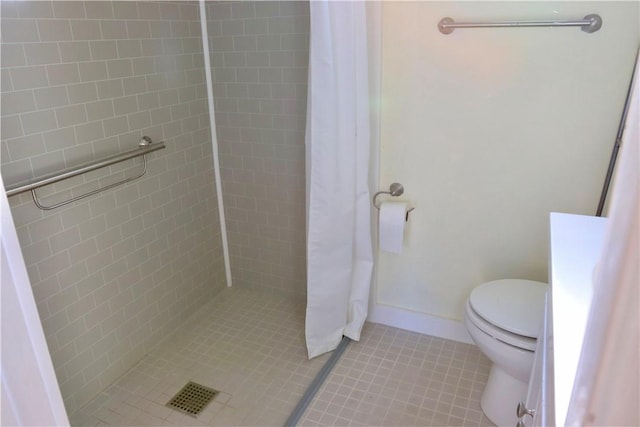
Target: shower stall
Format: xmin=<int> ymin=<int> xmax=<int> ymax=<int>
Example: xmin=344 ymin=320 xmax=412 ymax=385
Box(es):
xmin=1 ymin=1 xmax=322 ymax=425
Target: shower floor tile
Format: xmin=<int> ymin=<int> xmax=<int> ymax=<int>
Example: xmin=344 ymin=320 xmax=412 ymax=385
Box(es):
xmin=70 ymin=287 xmax=330 ymax=427
xmin=71 ymin=288 xmax=494 ymax=427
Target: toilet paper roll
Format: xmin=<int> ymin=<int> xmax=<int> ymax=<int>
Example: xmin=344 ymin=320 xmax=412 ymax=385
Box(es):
xmin=379 ymin=202 xmax=407 ymax=254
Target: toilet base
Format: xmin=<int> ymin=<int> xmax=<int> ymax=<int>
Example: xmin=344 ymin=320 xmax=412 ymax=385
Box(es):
xmin=481 ymin=364 xmax=528 ymax=426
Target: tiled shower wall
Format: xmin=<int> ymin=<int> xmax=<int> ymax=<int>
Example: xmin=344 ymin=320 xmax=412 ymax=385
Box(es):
xmin=0 ymin=1 xmax=225 ymax=414
xmin=206 ymin=1 xmax=309 ymax=294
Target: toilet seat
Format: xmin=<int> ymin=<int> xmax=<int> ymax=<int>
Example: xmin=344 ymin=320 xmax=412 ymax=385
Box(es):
xmin=465 ymin=300 xmax=537 ymax=351
xmin=466 ymin=279 xmax=548 ymax=351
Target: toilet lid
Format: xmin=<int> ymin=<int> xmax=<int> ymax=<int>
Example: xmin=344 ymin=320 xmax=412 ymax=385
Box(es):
xmin=469 ymin=279 xmax=548 ymax=338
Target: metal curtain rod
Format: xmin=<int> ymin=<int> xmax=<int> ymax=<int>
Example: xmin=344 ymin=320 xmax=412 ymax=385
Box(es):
xmin=438 ymin=14 xmax=602 ymax=35
xmin=5 ymin=136 xmax=165 ymax=210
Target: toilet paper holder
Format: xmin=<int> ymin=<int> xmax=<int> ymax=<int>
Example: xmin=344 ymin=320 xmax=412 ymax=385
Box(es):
xmin=373 ymin=182 xmax=415 ymax=221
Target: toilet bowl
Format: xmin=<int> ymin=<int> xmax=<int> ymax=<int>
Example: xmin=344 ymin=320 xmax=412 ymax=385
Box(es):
xmin=464 ymin=279 xmax=548 ymax=427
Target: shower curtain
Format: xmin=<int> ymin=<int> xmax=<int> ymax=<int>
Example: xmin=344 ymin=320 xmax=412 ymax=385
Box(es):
xmin=305 ymin=1 xmax=373 ymax=359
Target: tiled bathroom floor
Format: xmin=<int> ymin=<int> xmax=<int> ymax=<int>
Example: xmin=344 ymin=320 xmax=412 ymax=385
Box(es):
xmin=299 ymin=324 xmax=494 ymax=427
xmin=70 ymin=287 xmax=493 ymax=427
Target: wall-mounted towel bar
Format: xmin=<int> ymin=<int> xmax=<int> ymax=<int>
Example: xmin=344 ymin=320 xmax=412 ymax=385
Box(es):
xmin=438 ymin=14 xmax=602 ymax=35
xmin=5 ymin=136 xmax=165 ymax=210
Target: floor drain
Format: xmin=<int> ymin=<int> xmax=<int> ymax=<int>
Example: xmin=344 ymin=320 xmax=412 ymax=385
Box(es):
xmin=166 ymin=381 xmax=219 ymax=417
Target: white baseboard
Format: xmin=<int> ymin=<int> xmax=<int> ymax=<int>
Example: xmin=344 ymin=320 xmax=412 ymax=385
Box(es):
xmin=368 ymin=302 xmax=474 ymax=344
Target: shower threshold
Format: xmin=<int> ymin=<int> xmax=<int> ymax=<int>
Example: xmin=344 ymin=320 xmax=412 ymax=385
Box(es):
xmin=284 ymin=336 xmax=351 ymax=426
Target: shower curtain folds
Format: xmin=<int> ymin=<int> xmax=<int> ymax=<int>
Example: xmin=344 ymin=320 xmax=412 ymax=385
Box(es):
xmin=305 ymin=1 xmax=374 ymax=359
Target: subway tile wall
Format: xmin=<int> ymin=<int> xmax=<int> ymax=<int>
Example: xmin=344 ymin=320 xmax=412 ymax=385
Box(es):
xmin=205 ymin=1 xmax=309 ymax=295
xmin=0 ymin=1 xmax=226 ymax=414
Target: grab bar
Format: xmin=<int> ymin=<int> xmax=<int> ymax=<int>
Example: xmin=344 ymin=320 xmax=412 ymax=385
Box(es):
xmin=5 ymin=136 xmax=165 ymax=210
xmin=438 ymin=14 xmax=602 ymax=35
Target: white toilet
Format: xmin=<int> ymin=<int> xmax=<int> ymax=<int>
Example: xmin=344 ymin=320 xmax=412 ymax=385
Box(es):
xmin=464 ymin=279 xmax=548 ymax=427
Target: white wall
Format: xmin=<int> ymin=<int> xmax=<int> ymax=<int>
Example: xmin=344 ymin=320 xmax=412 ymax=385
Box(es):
xmin=376 ymin=1 xmax=639 ymax=323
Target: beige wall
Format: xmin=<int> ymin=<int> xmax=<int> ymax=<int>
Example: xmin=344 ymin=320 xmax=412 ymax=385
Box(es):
xmin=376 ymin=2 xmax=639 ymax=321
xmin=205 ymin=1 xmax=309 ymax=295
xmin=0 ymin=1 xmax=225 ymax=414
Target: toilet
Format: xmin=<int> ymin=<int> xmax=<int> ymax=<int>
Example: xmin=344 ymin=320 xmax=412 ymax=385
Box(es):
xmin=464 ymin=279 xmax=548 ymax=426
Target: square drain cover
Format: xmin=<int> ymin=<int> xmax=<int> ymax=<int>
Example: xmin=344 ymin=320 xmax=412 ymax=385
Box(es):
xmin=166 ymin=381 xmax=218 ymax=417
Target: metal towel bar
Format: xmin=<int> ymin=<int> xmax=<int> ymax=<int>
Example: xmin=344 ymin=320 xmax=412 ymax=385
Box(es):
xmin=438 ymin=14 xmax=602 ymax=35
xmin=5 ymin=136 xmax=165 ymax=210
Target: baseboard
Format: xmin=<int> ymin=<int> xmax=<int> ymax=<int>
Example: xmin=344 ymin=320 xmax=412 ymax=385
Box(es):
xmin=368 ymin=302 xmax=474 ymax=344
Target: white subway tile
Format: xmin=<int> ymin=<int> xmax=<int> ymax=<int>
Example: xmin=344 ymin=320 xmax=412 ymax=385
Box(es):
xmin=170 ymin=21 xmax=190 ymax=38
xmin=122 ymin=76 xmax=147 ymax=95
xmin=84 ymin=2 xmax=113 ymax=19
xmin=131 ymin=57 xmax=155 ymax=76
xmin=0 ymin=69 xmax=13 ymax=93
xmin=148 ymin=21 xmax=171 ymax=38
xmin=38 ymin=250 xmax=72 ymax=280
xmin=46 ymin=63 xmax=81 ymax=85
xmin=83 ymin=301 xmax=111 ymax=331
xmin=74 ymin=120 xmax=105 ymax=144
xmin=37 ymin=19 xmax=73 ymax=41
xmin=128 ymin=21 xmax=152 ymax=44
xmin=29 ymin=150 xmax=65 ymax=178
xmin=116 ymin=40 xmax=142 ymax=59
xmin=158 ymin=89 xmax=178 ymax=106
xmin=106 ymin=59 xmax=133 ymax=79
xmin=112 ymin=2 xmax=138 ymax=20
xmin=60 ymin=203 xmax=92 ymax=228
xmin=96 ymin=79 xmax=124 ymax=99
xmin=159 ymin=3 xmax=179 ymax=21
xmin=78 ymin=61 xmax=109 ymax=82
xmin=66 ymin=81 xmax=98 ymax=104
xmin=102 ymin=115 xmax=129 ymax=137
xmin=68 ymin=239 xmax=99 ymax=263
xmin=128 ymin=111 xmax=151 ymax=131
xmin=78 ymin=215 xmax=107 ymax=240
xmin=136 ymin=3 xmax=159 ymax=20
xmin=1 ymin=19 xmax=39 ymax=42
xmin=33 ymin=86 xmax=69 ymax=110
xmin=53 ymin=2 xmax=87 ymax=19
xmin=57 ymin=261 xmax=89 ymax=289
xmin=21 ymin=109 xmax=58 ymax=134
xmin=1 ymin=43 xmax=26 ymax=67
xmin=40 ymin=310 xmax=71 ymax=342
xmin=73 ymin=322 xmax=102 ymax=350
xmin=49 ymin=226 xmax=81 ymax=253
xmin=11 ymin=65 xmax=50 ymax=90
xmin=70 ymin=19 xmax=102 ymax=41
xmin=24 ymin=43 xmax=61 ymax=65
xmin=86 ymin=99 xmax=115 ymax=121
xmin=56 ymin=316 xmax=88 ymax=348
xmin=42 ymin=127 xmax=76 ymax=151
xmin=4 ymin=134 xmax=44 ymax=165
xmin=0 ymin=2 xmax=19 ymax=19
xmin=16 ymin=1 xmax=54 ymax=19
xmin=59 ymin=41 xmax=91 ymax=62
xmin=112 ymin=95 xmax=139 ymax=116
xmin=56 ymin=104 xmax=88 ymax=127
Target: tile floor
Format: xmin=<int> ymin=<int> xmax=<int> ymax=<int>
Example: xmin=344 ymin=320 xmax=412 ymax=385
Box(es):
xmin=70 ymin=287 xmax=493 ymax=426
xmin=299 ymin=324 xmax=493 ymax=427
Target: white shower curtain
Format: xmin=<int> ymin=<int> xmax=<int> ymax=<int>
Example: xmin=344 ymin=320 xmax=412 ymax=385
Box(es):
xmin=305 ymin=1 xmax=373 ymax=359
